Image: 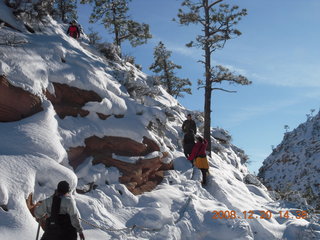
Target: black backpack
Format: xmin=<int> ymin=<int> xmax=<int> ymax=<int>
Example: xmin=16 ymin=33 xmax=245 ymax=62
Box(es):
xmin=41 ymin=195 xmax=77 ymax=240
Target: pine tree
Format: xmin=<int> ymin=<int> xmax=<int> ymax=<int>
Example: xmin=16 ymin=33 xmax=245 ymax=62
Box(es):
xmin=5 ymin=0 xmax=55 ymax=21
xmin=54 ymin=0 xmax=78 ymax=23
xmin=88 ymin=27 xmax=102 ymax=45
xmin=80 ymin=0 xmax=152 ymax=52
xmin=177 ymin=0 xmax=250 ymax=154
xmin=149 ymin=41 xmax=192 ymax=99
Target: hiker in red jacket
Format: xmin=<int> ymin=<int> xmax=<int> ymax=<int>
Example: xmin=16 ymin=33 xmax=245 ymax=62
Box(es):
xmin=188 ymin=136 xmax=209 ymax=186
xmin=67 ymin=20 xmax=80 ymax=39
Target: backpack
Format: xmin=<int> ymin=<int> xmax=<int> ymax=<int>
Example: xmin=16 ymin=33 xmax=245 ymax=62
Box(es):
xmin=41 ymin=195 xmax=77 ymax=240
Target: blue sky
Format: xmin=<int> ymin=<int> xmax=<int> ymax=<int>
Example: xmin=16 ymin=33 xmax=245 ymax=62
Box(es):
xmin=77 ymin=0 xmax=320 ymax=173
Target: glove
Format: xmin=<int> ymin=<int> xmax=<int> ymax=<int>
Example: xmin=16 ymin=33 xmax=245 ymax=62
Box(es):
xmin=79 ymin=232 xmax=85 ymax=240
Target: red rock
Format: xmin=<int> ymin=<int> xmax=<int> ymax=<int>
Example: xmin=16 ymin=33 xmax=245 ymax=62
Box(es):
xmin=84 ymin=135 xmax=152 ymax=156
xmin=45 ymin=82 xmax=101 ymax=118
xmin=0 ymin=76 xmax=42 ymax=122
xmin=68 ymin=146 xmax=87 ymax=169
xmin=96 ymin=112 xmax=110 ymax=120
xmin=143 ymin=136 xmax=160 ymax=152
xmin=68 ymin=135 xmax=173 ymax=195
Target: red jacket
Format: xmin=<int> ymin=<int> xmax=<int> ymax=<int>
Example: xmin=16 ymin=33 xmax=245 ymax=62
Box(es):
xmin=67 ymin=25 xmax=80 ymax=39
xmin=188 ymin=139 xmax=207 ymax=161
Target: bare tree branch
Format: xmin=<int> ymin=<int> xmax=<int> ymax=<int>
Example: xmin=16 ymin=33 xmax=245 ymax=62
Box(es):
xmin=208 ymin=0 xmax=224 ymax=9
xmin=211 ymin=87 xmax=237 ymax=93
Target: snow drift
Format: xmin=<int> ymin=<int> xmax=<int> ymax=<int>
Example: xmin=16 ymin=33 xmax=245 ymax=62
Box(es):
xmin=0 ymin=3 xmax=319 ymax=239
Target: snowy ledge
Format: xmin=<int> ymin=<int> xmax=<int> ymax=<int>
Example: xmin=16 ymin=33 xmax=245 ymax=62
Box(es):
xmin=112 ymin=151 xmax=163 ymax=164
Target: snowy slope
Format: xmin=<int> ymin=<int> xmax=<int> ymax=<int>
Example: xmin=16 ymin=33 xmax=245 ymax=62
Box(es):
xmin=259 ymin=111 xmax=320 ymax=210
xmin=1 ymin=3 xmax=320 ymax=240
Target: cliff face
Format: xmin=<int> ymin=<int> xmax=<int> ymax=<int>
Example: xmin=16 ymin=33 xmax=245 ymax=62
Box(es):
xmin=259 ymin=111 xmax=320 ymax=209
xmin=0 ymin=75 xmax=172 ymax=195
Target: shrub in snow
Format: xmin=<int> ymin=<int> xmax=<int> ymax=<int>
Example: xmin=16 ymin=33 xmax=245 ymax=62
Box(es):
xmin=211 ymin=141 xmax=224 ymax=153
xmin=123 ymin=54 xmax=142 ymax=71
xmin=87 ymin=28 xmax=101 ymax=46
xmin=97 ymin=42 xmax=121 ymax=62
xmin=212 ymin=128 xmax=232 ymax=144
xmin=164 ymin=108 xmax=176 ymax=122
xmin=0 ymin=30 xmax=27 ymax=46
xmin=282 ymin=191 xmax=309 ymax=208
xmin=122 ymin=67 xmax=160 ymax=101
xmin=6 ymin=0 xmax=54 ymax=24
xmin=231 ymin=145 xmax=249 ymax=164
xmin=147 ymin=118 xmax=165 ymax=138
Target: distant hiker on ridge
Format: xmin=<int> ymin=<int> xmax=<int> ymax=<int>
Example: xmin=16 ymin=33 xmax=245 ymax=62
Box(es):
xmin=188 ymin=135 xmax=209 ymax=186
xmin=183 ymin=129 xmax=195 ymax=158
xmin=35 ymin=181 xmax=85 ymax=240
xmin=67 ymin=20 xmax=80 ymax=39
xmin=182 ymin=113 xmax=197 ymax=134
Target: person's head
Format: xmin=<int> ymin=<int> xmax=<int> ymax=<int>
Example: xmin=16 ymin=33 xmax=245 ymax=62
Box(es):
xmin=70 ymin=20 xmax=76 ymax=25
xmin=187 ymin=114 xmax=192 ymax=120
xmin=57 ymin=181 xmax=70 ymax=195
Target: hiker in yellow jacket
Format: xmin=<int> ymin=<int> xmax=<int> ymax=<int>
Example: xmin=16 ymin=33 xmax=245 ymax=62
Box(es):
xmin=188 ymin=136 xmax=209 ymax=185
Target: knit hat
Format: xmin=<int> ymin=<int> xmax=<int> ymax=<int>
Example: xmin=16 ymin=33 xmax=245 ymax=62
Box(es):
xmin=57 ymin=181 xmax=70 ymax=194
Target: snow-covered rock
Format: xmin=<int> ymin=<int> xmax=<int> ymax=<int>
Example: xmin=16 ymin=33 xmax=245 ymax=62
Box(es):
xmin=0 ymin=3 xmax=319 ymax=240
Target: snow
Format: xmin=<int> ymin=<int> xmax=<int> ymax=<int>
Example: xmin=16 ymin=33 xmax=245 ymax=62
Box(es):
xmin=0 ymin=0 xmax=25 ymax=32
xmin=259 ymin=111 xmax=320 ymax=210
xmin=112 ymin=151 xmax=162 ymax=164
xmin=0 ymin=3 xmax=319 ymax=240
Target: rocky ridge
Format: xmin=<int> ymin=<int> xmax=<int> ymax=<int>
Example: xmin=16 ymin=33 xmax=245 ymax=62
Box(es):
xmin=259 ymin=111 xmax=320 ymax=209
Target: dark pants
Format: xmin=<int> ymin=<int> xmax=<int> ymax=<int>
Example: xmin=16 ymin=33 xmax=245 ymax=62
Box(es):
xmin=200 ymin=168 xmax=208 ymax=185
xmin=41 ymin=215 xmax=77 ymax=240
xmin=183 ymin=143 xmax=194 ymax=158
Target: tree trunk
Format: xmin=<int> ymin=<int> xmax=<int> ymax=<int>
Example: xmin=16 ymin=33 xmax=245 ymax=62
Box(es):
xmin=112 ymin=7 xmax=121 ymax=49
xmin=61 ymin=1 xmax=65 ymax=22
xmin=203 ymin=0 xmax=212 ymax=156
xmin=163 ymin=60 xmax=172 ymax=95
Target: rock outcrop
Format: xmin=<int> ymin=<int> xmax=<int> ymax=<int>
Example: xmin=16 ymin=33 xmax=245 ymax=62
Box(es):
xmin=0 ymin=76 xmax=42 ymax=122
xmin=68 ymin=135 xmax=172 ymax=195
xmin=1 ymin=76 xmax=172 ymax=195
xmin=45 ymin=82 xmax=102 ymax=119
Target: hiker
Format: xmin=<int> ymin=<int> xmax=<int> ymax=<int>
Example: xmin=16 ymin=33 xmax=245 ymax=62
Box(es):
xmin=182 ymin=114 xmax=197 ymax=135
xmin=183 ymin=129 xmax=195 ymax=158
xmin=67 ymin=20 xmax=80 ymax=39
xmin=188 ymin=136 xmax=209 ymax=186
xmin=34 ymin=181 xmax=85 ymax=240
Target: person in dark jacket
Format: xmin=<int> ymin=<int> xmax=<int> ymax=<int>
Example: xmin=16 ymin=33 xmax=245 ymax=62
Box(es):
xmin=67 ymin=20 xmax=80 ymax=39
xmin=182 ymin=114 xmax=197 ymax=134
xmin=35 ymin=181 xmax=85 ymax=240
xmin=183 ymin=129 xmax=195 ymax=158
xmin=188 ymin=136 xmax=209 ymax=186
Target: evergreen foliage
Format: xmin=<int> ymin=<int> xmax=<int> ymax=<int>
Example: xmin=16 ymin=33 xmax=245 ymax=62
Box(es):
xmin=149 ymin=41 xmax=191 ymax=99
xmin=197 ymin=65 xmax=251 ymax=92
xmin=177 ymin=0 xmax=249 ymax=154
xmin=80 ymin=0 xmax=152 ymax=51
xmin=88 ymin=27 xmax=102 ymax=45
xmin=4 ymin=0 xmax=77 ymax=23
xmin=53 ymin=0 xmax=78 ymax=23
xmin=5 ymin=0 xmax=54 ymax=21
